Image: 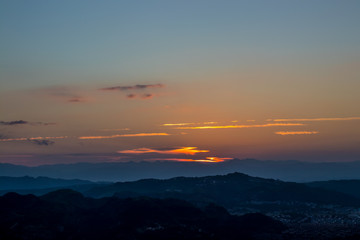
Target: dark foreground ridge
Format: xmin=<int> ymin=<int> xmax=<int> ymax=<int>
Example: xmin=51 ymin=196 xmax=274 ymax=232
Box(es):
xmin=2 ymin=173 xmax=360 ymax=239
xmin=0 ymin=190 xmax=285 ymax=240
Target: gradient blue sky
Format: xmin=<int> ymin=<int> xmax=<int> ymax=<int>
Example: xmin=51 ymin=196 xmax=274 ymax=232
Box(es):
xmin=1 ymin=0 xmax=360 ymax=165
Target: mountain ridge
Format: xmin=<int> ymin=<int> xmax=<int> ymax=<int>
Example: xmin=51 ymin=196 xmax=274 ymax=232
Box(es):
xmin=1 ymin=158 xmax=360 ymax=182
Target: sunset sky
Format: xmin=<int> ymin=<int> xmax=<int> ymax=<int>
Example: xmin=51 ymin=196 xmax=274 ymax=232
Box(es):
xmin=1 ymin=0 xmax=360 ymax=165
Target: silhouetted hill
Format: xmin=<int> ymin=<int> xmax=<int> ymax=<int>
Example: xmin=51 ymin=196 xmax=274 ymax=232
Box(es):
xmin=2 ymin=159 xmax=360 ymax=182
xmin=306 ymin=180 xmax=360 ymax=199
xmin=0 ymin=176 xmax=100 ymax=196
xmin=0 ymin=191 xmax=286 ymax=240
xmin=0 ymin=176 xmax=92 ymax=190
xmin=84 ymin=173 xmax=360 ymax=208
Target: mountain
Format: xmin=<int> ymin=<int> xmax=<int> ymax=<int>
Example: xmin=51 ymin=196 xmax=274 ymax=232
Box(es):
xmin=83 ymin=173 xmax=360 ymax=209
xmin=0 ymin=190 xmax=285 ymax=240
xmin=0 ymin=176 xmax=92 ymax=190
xmin=3 ymin=173 xmax=360 ymax=210
xmin=306 ymin=180 xmax=360 ymax=199
xmin=1 ymin=159 xmax=360 ymax=182
xmin=0 ymin=176 xmax=100 ymax=196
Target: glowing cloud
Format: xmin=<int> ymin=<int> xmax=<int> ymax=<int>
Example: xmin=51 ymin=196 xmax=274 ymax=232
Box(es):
xmin=268 ymin=117 xmax=360 ymax=122
xmin=162 ymin=123 xmax=195 ymax=126
xmin=176 ymin=123 xmax=304 ymax=130
xmin=78 ymin=133 xmax=169 ymax=140
xmin=275 ymin=131 xmax=319 ymax=135
xmin=118 ymin=147 xmax=209 ymax=155
xmin=154 ymin=157 xmax=232 ymax=163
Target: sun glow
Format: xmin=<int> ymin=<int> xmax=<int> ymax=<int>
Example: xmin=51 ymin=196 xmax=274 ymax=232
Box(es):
xmin=118 ymin=147 xmax=209 ymax=155
xmin=155 ymin=157 xmax=232 ymax=163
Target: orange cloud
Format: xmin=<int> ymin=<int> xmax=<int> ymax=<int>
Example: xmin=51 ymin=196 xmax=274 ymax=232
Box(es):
xmin=275 ymin=131 xmax=319 ymax=135
xmin=117 ymin=147 xmax=209 ymax=155
xmin=176 ymin=123 xmax=304 ymax=130
xmin=162 ymin=122 xmax=217 ymax=126
xmin=78 ymin=133 xmax=169 ymax=140
xmin=162 ymin=123 xmax=195 ymax=126
xmin=153 ymin=157 xmax=232 ymax=163
xmin=268 ymin=117 xmax=360 ymax=122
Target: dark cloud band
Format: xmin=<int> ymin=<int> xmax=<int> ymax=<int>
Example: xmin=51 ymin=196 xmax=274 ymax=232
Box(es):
xmin=100 ymin=84 xmax=164 ymax=91
xmin=0 ymin=120 xmax=55 ymax=126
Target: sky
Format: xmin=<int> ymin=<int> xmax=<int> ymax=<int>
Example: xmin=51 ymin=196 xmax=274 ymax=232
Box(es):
xmin=1 ymin=0 xmax=360 ymax=166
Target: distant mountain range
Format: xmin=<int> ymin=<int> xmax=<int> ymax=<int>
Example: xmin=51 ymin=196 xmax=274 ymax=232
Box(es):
xmin=0 ymin=176 xmax=98 ymax=196
xmin=2 ymin=173 xmax=360 ymax=209
xmin=83 ymin=173 xmax=360 ymax=208
xmin=0 ymin=176 xmax=92 ymax=190
xmin=1 ymin=159 xmax=360 ymax=182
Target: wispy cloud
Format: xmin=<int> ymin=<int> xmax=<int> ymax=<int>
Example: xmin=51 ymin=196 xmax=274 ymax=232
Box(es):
xmin=127 ymin=93 xmax=137 ymax=99
xmin=68 ymin=97 xmax=85 ymax=103
xmin=162 ymin=123 xmax=195 ymax=126
xmin=78 ymin=132 xmax=170 ymax=140
xmin=268 ymin=117 xmax=360 ymax=122
xmin=100 ymin=84 xmax=164 ymax=91
xmin=151 ymin=157 xmax=232 ymax=163
xmin=38 ymin=86 xmax=86 ymax=103
xmin=0 ymin=136 xmax=68 ymax=142
xmin=275 ymin=131 xmax=319 ymax=135
xmin=100 ymin=128 xmax=130 ymax=131
xmin=125 ymin=93 xmax=156 ymax=100
xmin=141 ymin=93 xmax=153 ymax=99
xmin=176 ymin=123 xmax=305 ymax=130
xmin=162 ymin=122 xmax=217 ymax=126
xmin=0 ymin=120 xmax=28 ymax=125
xmin=29 ymin=139 xmax=55 ymax=146
xmin=0 ymin=120 xmax=55 ymax=126
xmin=117 ymin=147 xmax=209 ymax=155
